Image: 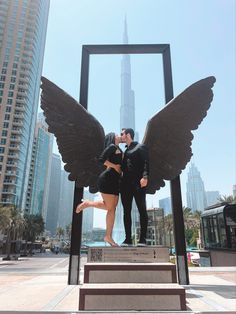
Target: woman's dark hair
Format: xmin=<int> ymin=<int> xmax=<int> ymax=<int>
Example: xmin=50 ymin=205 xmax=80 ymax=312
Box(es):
xmin=104 ymin=132 xmax=115 ymax=148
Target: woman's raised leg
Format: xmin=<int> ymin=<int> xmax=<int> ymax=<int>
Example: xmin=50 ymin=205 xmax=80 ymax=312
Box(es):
xmin=76 ymin=199 xmax=106 ymax=213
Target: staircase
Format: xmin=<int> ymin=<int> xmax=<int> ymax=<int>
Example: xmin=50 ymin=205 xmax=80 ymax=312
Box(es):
xmin=79 ymin=246 xmax=186 ymax=311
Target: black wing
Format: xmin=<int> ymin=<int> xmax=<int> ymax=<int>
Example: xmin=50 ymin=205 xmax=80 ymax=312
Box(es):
xmin=142 ymin=76 xmax=216 ymax=194
xmin=40 ymin=76 xmax=105 ymax=192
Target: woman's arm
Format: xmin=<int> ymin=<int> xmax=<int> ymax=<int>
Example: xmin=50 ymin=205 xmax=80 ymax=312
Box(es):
xmin=99 ymin=144 xmax=121 ymax=174
xmin=104 ymin=160 xmax=121 ymax=174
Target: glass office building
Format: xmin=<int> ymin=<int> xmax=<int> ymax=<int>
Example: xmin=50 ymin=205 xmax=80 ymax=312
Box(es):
xmin=26 ymin=113 xmax=53 ymax=218
xmin=0 ymin=0 xmax=50 ymax=210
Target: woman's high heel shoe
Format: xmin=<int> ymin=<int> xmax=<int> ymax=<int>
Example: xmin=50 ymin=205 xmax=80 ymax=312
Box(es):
xmin=104 ymin=237 xmax=119 ymax=247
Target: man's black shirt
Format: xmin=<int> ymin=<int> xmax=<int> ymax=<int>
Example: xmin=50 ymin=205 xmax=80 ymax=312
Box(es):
xmin=121 ymin=141 xmax=149 ymax=184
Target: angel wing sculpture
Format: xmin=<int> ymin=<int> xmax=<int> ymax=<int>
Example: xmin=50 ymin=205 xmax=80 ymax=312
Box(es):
xmin=40 ymin=75 xmax=216 ymax=194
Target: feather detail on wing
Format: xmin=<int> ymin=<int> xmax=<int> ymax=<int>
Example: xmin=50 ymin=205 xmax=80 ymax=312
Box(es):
xmin=142 ymin=76 xmax=216 ymax=194
xmin=40 ymin=76 xmax=105 ymax=192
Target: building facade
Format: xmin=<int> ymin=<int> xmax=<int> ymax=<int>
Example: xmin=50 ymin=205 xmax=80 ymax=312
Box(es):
xmin=120 ymin=17 xmax=135 ymax=132
xmin=233 ymin=185 xmax=236 ymax=198
xmin=82 ymin=190 xmax=94 ymax=241
xmin=205 ymin=191 xmax=220 ymax=207
xmin=45 ymin=153 xmax=61 ymax=236
xmin=137 ymin=207 xmax=165 ymax=246
xmin=58 ymin=169 xmax=74 ymax=229
xmin=186 ymin=163 xmax=207 ymax=211
xmin=159 ymin=197 xmax=172 ymax=215
xmin=0 ymin=0 xmax=50 ymax=210
xmin=25 ymin=113 xmax=53 ymax=218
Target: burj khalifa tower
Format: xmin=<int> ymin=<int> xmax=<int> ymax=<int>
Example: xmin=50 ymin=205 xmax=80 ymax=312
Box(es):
xmin=113 ymin=17 xmax=139 ymax=243
xmin=120 ymin=17 xmax=136 ymax=133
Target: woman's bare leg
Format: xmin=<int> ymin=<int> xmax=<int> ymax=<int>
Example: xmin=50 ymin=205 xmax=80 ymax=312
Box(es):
xmin=101 ymin=193 xmax=119 ymax=246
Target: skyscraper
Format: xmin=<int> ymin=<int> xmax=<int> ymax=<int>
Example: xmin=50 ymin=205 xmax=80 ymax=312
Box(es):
xmin=58 ymin=169 xmax=74 ymax=229
xmin=25 ymin=112 xmax=53 ymax=219
xmin=82 ymin=190 xmax=94 ymax=241
xmin=113 ymin=17 xmax=138 ymax=243
xmin=0 ymin=0 xmax=50 ymax=210
xmin=120 ymin=16 xmax=135 ymax=131
xmin=159 ymin=197 xmax=172 ymax=215
xmin=205 ymin=191 xmax=220 ymax=207
xmin=186 ymin=163 xmax=207 ymax=211
xmin=46 ymin=153 xmax=61 ymax=236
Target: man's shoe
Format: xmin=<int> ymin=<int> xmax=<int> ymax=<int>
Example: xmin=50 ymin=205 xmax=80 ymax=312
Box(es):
xmin=121 ymin=239 xmax=133 ymax=247
xmin=137 ymin=240 xmax=147 ymax=247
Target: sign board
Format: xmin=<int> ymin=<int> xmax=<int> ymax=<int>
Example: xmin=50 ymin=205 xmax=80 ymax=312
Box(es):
xmin=87 ymin=246 xmax=169 ymax=263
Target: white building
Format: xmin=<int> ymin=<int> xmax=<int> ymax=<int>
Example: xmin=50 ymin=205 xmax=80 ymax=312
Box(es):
xmin=186 ymin=163 xmax=207 ymax=211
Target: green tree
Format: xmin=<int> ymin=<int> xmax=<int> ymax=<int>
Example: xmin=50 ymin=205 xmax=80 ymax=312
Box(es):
xmin=1 ymin=206 xmax=25 ymax=259
xmin=23 ymin=214 xmax=45 ymax=243
xmin=65 ymin=224 xmax=71 ymax=240
xmin=0 ymin=205 xmax=11 ymax=232
xmin=183 ymin=206 xmax=192 ymax=219
xmin=183 ymin=207 xmax=201 ymax=247
xmin=164 ymin=214 xmax=174 ymax=247
xmin=218 ymin=195 xmax=236 ymax=204
xmin=56 ymin=227 xmax=64 ymax=240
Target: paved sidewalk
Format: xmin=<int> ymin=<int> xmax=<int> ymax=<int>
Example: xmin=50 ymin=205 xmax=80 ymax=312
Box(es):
xmin=0 ymin=256 xmax=235 ymax=313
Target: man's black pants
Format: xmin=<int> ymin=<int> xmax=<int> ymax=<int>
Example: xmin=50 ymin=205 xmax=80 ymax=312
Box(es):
xmin=120 ymin=181 xmax=148 ymax=242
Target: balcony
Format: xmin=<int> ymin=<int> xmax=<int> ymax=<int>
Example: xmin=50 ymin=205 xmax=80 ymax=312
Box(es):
xmin=15 ymin=104 xmax=25 ymax=112
xmin=7 ymin=153 xmax=19 ymax=159
xmin=9 ymin=144 xmax=20 ymax=151
xmin=11 ymin=129 xmax=22 ymax=135
xmin=5 ymin=171 xmax=18 ymax=177
xmin=18 ymin=75 xmax=30 ymax=83
xmin=15 ymin=98 xmax=27 ymax=105
xmin=17 ymin=91 xmax=27 ymax=98
xmin=10 ymin=136 xmax=21 ymax=143
xmin=6 ymin=161 xmax=17 ymax=167
xmin=1 ymin=199 xmax=13 ymax=205
xmin=2 ymin=190 xmax=16 ymax=195
xmin=14 ymin=113 xmax=24 ymax=119
xmin=3 ymin=179 xmax=16 ymax=185
xmin=12 ymin=121 xmax=23 ymax=127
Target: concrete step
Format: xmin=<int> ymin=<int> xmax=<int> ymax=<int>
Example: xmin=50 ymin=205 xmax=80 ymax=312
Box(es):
xmin=84 ymin=262 xmax=177 ymax=283
xmin=87 ymin=246 xmax=170 ymax=263
xmin=2 ymin=311 xmax=236 ymax=314
xmin=79 ymin=283 xmax=186 ymax=311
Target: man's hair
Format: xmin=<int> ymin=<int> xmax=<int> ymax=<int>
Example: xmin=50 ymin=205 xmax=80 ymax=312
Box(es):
xmin=122 ymin=128 xmax=134 ymax=140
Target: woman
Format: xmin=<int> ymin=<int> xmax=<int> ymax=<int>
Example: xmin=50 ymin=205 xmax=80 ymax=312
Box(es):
xmin=76 ymin=132 xmax=122 ymax=247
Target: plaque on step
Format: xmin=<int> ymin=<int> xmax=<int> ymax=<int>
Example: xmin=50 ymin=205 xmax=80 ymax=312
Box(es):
xmin=87 ymin=246 xmax=169 ymax=263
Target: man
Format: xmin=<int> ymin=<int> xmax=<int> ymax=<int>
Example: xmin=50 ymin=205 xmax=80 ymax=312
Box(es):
xmin=120 ymin=128 xmax=149 ymax=246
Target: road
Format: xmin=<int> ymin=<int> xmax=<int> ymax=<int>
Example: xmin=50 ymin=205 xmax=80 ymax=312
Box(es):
xmin=0 ymin=252 xmax=87 ymax=279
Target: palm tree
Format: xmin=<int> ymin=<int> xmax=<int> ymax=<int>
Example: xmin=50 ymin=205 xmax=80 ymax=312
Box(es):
xmin=0 ymin=205 xmax=11 ymax=232
xmin=218 ymin=195 xmax=236 ymax=204
xmin=22 ymin=214 xmax=44 ymax=255
xmin=164 ymin=214 xmax=174 ymax=247
xmin=23 ymin=214 xmax=45 ymax=242
xmin=183 ymin=206 xmax=192 ymax=219
xmin=1 ymin=206 xmax=25 ymax=260
xmin=65 ymin=224 xmax=71 ymax=240
xmin=56 ymin=227 xmax=64 ymax=240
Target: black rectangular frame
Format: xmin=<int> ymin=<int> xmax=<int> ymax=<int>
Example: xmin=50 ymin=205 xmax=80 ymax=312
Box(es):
xmin=68 ymin=44 xmax=189 ymax=285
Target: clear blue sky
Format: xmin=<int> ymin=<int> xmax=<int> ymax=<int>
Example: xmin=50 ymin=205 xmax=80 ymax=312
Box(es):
xmin=41 ymin=0 xmax=236 ymax=215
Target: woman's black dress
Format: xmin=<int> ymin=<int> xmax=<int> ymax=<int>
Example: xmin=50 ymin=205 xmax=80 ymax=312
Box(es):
xmin=97 ymin=144 xmax=122 ymax=195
